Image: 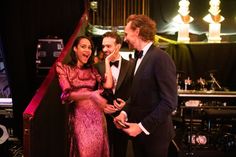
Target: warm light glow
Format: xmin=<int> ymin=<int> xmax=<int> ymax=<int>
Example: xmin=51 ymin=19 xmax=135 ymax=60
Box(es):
xmin=173 ymin=0 xmax=193 ymax=42
xmin=177 ymin=24 xmax=190 ymax=42
xmin=203 ymin=0 xmax=224 ymax=42
xmin=208 ymin=23 xmax=221 ymax=42
xmin=209 ymin=0 xmax=221 ymax=16
xmin=178 ymin=0 xmax=190 ymax=16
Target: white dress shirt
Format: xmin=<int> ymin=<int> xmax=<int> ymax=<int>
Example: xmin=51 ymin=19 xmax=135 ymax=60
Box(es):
xmin=110 ymin=55 xmax=121 ymax=94
xmin=134 ymin=42 xmax=153 ymax=75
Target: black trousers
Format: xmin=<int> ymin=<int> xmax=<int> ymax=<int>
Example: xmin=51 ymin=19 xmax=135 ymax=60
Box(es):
xmin=106 ymin=116 xmax=128 ymax=157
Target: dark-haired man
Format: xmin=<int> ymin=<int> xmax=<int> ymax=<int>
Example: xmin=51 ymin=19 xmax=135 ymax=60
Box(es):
xmin=94 ymin=31 xmax=134 ymax=157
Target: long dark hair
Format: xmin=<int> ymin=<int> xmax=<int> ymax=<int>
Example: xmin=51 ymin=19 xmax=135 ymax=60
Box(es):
xmin=69 ymin=36 xmax=94 ymax=68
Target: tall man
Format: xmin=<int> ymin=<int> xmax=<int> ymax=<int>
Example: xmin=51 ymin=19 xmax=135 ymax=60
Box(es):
xmin=94 ymin=31 xmax=134 ymax=157
xmin=114 ymin=14 xmax=178 ymax=157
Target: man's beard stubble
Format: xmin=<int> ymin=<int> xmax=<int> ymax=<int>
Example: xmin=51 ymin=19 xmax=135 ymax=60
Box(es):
xmin=127 ymin=41 xmax=135 ymax=51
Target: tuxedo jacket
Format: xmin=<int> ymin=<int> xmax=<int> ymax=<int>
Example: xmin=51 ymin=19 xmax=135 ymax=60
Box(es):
xmin=94 ymin=57 xmax=134 ymax=105
xmin=125 ymin=44 xmax=178 ymax=137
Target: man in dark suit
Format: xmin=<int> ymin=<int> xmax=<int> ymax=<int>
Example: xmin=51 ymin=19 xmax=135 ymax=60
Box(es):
xmin=114 ymin=14 xmax=178 ymax=157
xmin=94 ymin=31 xmax=134 ymax=157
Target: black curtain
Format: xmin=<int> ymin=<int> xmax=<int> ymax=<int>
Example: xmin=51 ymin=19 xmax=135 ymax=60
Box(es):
xmin=150 ymin=0 xmax=236 ymax=35
xmin=0 ymin=0 xmax=85 ymax=140
xmin=166 ymin=43 xmax=236 ymax=91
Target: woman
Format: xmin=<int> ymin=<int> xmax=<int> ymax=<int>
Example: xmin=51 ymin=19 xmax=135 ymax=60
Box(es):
xmin=56 ymin=36 xmax=114 ymax=157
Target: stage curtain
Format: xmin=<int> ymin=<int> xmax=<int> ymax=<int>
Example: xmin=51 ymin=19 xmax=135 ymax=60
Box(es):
xmin=166 ymin=43 xmax=236 ymax=90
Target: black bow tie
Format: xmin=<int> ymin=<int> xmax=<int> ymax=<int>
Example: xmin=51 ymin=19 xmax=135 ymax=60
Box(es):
xmin=134 ymin=50 xmax=143 ymax=59
xmin=110 ymin=60 xmax=119 ymax=67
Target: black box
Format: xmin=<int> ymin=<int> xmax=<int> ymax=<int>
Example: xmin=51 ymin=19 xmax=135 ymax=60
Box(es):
xmin=36 ymin=38 xmax=64 ymax=71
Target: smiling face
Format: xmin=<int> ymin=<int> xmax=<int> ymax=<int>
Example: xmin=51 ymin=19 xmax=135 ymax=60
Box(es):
xmin=124 ymin=21 xmax=140 ymax=50
xmin=102 ymin=37 xmax=120 ymax=59
xmin=73 ymin=38 xmax=92 ymax=67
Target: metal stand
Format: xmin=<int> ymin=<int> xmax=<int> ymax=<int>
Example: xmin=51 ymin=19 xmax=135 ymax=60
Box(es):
xmin=186 ymin=108 xmax=194 ymax=156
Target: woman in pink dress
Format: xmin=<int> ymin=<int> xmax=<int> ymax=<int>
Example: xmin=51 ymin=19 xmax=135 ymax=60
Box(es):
xmin=56 ymin=36 xmax=114 ymax=157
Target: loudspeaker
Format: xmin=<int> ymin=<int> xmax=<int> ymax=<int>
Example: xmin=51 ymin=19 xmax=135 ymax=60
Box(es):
xmin=36 ymin=38 xmax=64 ymax=74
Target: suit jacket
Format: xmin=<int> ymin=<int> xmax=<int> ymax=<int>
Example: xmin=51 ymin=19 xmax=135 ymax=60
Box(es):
xmin=95 ymin=57 xmax=134 ymax=157
xmin=94 ymin=57 xmax=134 ymax=105
xmin=125 ymin=44 xmax=178 ymax=137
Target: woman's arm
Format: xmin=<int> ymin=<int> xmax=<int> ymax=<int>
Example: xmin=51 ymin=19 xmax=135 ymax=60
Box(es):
xmin=70 ymin=90 xmax=106 ymax=108
xmin=60 ymin=89 xmax=106 ymax=109
xmin=69 ymin=90 xmax=93 ymax=101
xmin=102 ymin=49 xmax=118 ymax=89
xmin=56 ymin=62 xmax=107 ymax=107
xmin=103 ymin=58 xmax=113 ymax=89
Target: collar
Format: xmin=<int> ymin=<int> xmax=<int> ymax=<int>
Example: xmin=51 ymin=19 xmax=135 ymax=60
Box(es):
xmin=141 ymin=42 xmax=153 ymax=58
xmin=112 ymin=55 xmax=121 ymax=62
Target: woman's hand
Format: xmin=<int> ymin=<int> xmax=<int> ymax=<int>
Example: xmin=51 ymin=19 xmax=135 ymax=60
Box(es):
xmin=103 ymin=48 xmax=118 ymax=89
xmin=91 ymin=90 xmax=107 ymax=109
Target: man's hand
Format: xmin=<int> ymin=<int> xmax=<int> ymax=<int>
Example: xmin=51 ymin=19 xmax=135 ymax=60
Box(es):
xmin=121 ymin=122 xmax=142 ymax=137
xmin=113 ymin=98 xmax=126 ymax=111
xmin=114 ymin=113 xmax=143 ymax=136
xmin=114 ymin=112 xmax=127 ymax=129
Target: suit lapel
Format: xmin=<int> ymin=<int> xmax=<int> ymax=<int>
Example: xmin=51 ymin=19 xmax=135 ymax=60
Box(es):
xmin=98 ymin=58 xmax=130 ymax=93
xmin=134 ymin=46 xmax=154 ymax=77
xmin=131 ymin=45 xmax=155 ymax=98
xmin=115 ymin=58 xmax=129 ymax=91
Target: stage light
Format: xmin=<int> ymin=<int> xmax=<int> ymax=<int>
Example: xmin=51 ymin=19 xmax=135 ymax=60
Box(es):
xmin=173 ymin=0 xmax=194 ymax=43
xmin=203 ymin=0 xmax=224 ymax=42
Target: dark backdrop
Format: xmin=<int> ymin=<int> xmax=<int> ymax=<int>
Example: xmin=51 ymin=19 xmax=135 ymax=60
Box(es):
xmin=0 ymin=0 xmax=85 ymax=140
xmin=1 ymin=0 xmax=236 ymax=141
xmin=150 ymin=0 xmax=236 ymax=35
xmin=166 ymin=43 xmax=236 ymax=91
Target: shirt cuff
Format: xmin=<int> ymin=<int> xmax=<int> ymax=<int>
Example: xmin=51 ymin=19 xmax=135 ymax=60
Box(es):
xmin=120 ymin=111 xmax=128 ymax=121
xmin=138 ymin=122 xmax=150 ymax=135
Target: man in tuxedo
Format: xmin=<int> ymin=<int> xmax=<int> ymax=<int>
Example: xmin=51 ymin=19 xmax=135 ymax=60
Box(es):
xmin=114 ymin=14 xmax=178 ymax=157
xmin=94 ymin=31 xmax=134 ymax=157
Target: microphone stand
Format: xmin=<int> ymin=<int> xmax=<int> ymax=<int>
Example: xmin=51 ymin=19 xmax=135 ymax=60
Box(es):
xmin=210 ymin=73 xmax=222 ymax=90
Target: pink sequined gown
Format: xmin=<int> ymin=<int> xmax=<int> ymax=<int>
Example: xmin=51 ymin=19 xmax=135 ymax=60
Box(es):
xmin=56 ymin=62 xmax=110 ymax=157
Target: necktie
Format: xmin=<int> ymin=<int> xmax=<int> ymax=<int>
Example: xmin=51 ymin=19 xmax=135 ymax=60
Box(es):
xmin=134 ymin=50 xmax=143 ymax=59
xmin=110 ymin=60 xmax=119 ymax=67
